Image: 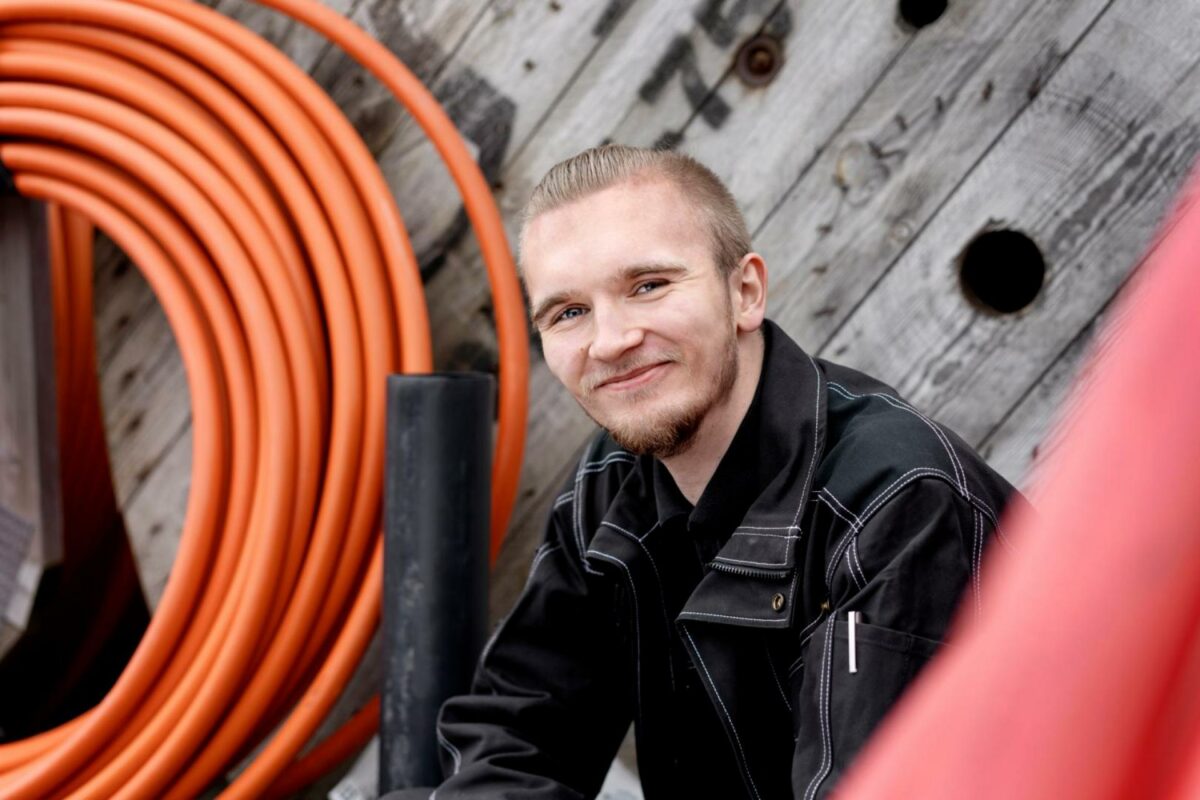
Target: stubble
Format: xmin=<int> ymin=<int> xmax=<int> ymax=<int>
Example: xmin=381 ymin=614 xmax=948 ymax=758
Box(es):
xmin=586 ymin=329 xmax=739 ymax=459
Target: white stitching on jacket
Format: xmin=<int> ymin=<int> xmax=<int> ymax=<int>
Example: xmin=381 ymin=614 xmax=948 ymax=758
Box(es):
xmin=849 ymin=540 xmax=867 ymax=590
xmin=796 ymin=612 xmax=826 ymax=652
xmin=437 ymin=729 xmax=463 ymax=775
xmin=527 ymin=543 xmax=559 ymax=586
xmin=798 ymin=354 xmax=825 ymax=529
xmin=580 ymin=451 xmax=636 ymax=472
xmin=598 ymin=520 xmax=638 ymax=539
xmin=572 ymin=446 xmax=634 ymax=574
xmin=972 ymin=509 xmax=983 ymax=617
xmin=818 ymin=488 xmax=861 ymax=527
xmin=680 ymin=610 xmax=792 ymax=625
xmin=732 ymin=530 xmax=800 ymax=540
xmin=823 ymin=468 xmax=973 ymax=589
xmin=827 ymin=381 xmax=966 ymax=493
xmin=765 ymin=640 xmax=793 ymax=713
xmin=803 ymin=616 xmax=837 ymax=800
xmin=681 ymin=624 xmax=763 ymax=800
xmin=601 ymin=521 xmax=676 ymax=692
xmin=816 ymin=490 xmax=867 ymax=590
xmin=825 ymin=380 xmax=1015 ymax=564
xmin=736 ymin=524 xmax=802 ymax=532
xmin=822 ymin=467 xmax=1005 ymax=597
xmin=713 ymin=555 xmax=790 ymax=568
xmin=586 ymin=550 xmax=642 ymax=720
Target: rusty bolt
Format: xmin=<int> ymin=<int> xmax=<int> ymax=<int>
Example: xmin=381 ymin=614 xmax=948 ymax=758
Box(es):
xmin=734 ymin=34 xmax=782 ymax=88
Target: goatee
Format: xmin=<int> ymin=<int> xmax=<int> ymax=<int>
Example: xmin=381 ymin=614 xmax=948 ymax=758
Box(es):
xmin=588 ymin=332 xmax=739 ymax=459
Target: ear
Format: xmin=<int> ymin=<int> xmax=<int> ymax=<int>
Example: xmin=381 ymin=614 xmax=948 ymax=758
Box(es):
xmin=729 ymin=252 xmax=767 ymax=333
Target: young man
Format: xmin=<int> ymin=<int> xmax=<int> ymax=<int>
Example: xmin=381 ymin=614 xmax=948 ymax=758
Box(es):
xmin=404 ymin=145 xmax=1018 ymax=799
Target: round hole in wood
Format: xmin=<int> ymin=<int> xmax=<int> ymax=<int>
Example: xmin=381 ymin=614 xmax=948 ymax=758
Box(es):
xmin=898 ymin=0 xmax=948 ymax=30
xmin=958 ymin=229 xmax=1046 ymax=315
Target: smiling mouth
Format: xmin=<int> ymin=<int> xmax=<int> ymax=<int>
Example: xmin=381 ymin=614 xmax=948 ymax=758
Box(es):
xmin=598 ymin=362 xmax=670 ymax=391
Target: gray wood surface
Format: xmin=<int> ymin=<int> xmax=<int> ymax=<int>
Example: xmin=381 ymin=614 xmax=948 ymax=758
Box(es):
xmin=2 ymin=0 xmax=1180 ymax=793
xmin=0 ymin=197 xmax=60 ymax=656
xmin=86 ymin=0 xmax=1200 ymax=613
xmin=761 ymin=0 xmax=1113 ymax=351
xmin=819 ymin=0 xmax=1200 ymax=444
xmin=60 ymin=2 xmax=1200 ymax=785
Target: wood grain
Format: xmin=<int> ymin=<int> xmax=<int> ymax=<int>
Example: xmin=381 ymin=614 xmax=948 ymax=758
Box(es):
xmin=762 ymin=0 xmax=1113 ymax=352
xmin=77 ymin=0 xmax=1200 ymax=732
xmin=0 ymin=197 xmax=59 ymax=656
xmin=819 ymin=0 xmax=1200 ymax=446
xmin=47 ymin=0 xmax=1200 ymax=791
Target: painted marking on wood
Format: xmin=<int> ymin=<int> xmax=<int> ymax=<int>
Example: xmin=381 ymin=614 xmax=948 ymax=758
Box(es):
xmin=639 ymin=35 xmax=732 ymax=129
xmin=593 ymin=0 xmax=637 ymax=38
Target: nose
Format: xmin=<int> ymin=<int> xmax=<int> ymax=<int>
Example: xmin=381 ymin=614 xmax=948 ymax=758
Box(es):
xmin=587 ymin=303 xmax=644 ymax=362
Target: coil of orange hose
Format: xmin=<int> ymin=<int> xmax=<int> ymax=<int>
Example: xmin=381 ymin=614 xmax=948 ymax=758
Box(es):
xmin=0 ymin=0 xmax=528 ymax=797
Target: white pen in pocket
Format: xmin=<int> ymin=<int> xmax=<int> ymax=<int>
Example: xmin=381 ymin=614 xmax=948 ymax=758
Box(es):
xmin=848 ymin=611 xmax=862 ymax=674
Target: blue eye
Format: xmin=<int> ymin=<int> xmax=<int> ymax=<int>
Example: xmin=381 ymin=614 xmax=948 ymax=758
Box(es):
xmin=554 ymin=306 xmax=586 ymax=324
xmin=635 ymin=280 xmax=664 ymax=294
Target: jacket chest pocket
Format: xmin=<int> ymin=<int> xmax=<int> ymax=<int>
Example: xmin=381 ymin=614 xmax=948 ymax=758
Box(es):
xmin=789 ymin=614 xmax=942 ymax=800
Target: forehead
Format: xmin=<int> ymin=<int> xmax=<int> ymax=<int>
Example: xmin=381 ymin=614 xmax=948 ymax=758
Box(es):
xmin=521 ymin=177 xmax=712 ymax=297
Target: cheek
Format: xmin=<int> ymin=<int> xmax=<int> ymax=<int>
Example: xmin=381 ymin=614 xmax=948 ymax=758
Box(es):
xmin=652 ymin=303 xmax=722 ymax=354
xmin=541 ymin=338 xmax=583 ymax=388
xmin=644 ymin=303 xmax=693 ymax=340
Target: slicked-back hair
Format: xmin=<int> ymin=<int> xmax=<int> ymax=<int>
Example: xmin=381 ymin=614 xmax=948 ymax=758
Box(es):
xmin=520 ymin=144 xmax=752 ymax=277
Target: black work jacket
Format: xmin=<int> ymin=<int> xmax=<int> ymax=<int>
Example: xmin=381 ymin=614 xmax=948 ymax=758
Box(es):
xmin=436 ymin=320 xmax=1019 ymax=799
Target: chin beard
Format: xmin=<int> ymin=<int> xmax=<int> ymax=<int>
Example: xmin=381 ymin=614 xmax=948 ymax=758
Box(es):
xmin=590 ymin=332 xmax=740 ymax=460
xmin=605 ymin=402 xmax=706 ymax=458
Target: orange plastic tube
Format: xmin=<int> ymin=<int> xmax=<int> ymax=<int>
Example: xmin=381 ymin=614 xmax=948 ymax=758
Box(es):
xmin=0 ymin=0 xmax=527 ymax=796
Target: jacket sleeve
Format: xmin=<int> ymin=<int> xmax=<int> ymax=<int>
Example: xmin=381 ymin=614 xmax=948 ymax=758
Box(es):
xmin=434 ymin=500 xmax=635 ymax=799
xmin=791 ymin=478 xmax=986 ymax=799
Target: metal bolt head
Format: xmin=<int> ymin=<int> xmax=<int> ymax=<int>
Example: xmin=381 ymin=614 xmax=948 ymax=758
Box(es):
xmin=735 ymin=34 xmax=783 ymax=88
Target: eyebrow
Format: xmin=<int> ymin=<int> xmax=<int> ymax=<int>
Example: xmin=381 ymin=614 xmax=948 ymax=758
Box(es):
xmin=530 ymin=291 xmax=572 ymax=329
xmin=530 ymin=261 xmax=690 ymax=328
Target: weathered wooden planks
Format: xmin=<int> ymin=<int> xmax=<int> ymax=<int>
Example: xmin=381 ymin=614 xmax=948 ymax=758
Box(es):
xmin=487 ymin=0 xmax=1112 ymax=604
xmin=121 ymin=419 xmax=190 ymax=606
xmin=978 ymin=203 xmax=1184 ymax=497
xmin=0 ymin=197 xmax=59 ymax=656
xmin=83 ymin=0 xmax=1200 ymax=660
xmin=978 ymin=310 xmax=1102 ymax=496
xmin=44 ymin=0 xmax=1200 ymax=792
xmin=760 ymin=0 xmax=1113 ymax=351
xmin=818 ymin=0 xmax=1200 ymax=446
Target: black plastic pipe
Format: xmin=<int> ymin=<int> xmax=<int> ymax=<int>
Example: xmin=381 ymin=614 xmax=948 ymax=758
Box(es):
xmin=381 ymin=373 xmax=493 ymax=793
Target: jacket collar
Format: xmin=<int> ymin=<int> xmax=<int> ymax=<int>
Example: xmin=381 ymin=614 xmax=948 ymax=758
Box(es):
xmin=681 ymin=321 xmax=827 ymax=627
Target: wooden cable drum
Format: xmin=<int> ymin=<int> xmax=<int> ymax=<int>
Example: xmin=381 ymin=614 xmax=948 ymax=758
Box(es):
xmin=0 ymin=0 xmax=528 ymax=796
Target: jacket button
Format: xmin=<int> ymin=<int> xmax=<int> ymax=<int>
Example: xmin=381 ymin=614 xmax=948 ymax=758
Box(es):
xmin=771 ymin=593 xmax=786 ymax=612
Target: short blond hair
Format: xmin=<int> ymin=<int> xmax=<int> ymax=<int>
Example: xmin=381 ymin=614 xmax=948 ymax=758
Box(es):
xmin=521 ymin=144 xmax=752 ymax=275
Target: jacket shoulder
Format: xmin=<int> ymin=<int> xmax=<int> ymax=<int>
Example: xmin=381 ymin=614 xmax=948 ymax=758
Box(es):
xmin=814 ymin=359 xmax=1015 ymax=526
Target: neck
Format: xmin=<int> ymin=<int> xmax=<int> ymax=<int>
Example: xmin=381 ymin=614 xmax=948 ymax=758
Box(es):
xmin=662 ymin=331 xmax=765 ymax=504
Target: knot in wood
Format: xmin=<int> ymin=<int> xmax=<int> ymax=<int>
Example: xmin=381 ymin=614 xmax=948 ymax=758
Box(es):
xmin=835 ymin=141 xmax=890 ymax=205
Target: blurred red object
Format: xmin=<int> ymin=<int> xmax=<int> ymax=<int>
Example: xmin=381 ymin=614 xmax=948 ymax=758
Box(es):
xmin=837 ymin=169 xmax=1200 ymax=800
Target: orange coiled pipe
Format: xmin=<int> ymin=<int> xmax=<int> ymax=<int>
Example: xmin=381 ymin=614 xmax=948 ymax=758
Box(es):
xmin=0 ymin=0 xmax=528 ymax=797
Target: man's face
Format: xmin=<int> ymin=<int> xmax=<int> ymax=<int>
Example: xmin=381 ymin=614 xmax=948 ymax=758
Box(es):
xmin=523 ymin=177 xmax=741 ymax=458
